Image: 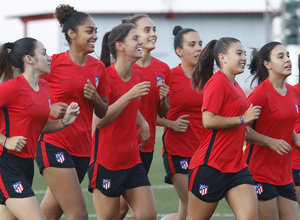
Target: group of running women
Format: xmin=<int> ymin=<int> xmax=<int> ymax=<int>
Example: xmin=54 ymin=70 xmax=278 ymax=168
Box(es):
xmin=0 ymin=3 xmax=299 ymax=220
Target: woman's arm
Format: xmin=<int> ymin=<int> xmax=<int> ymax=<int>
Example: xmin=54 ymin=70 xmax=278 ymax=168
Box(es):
xmin=291 ymin=130 xmax=300 ymax=149
xmin=136 ymin=110 xmax=150 ymax=149
xmin=157 ymin=81 xmax=170 ymax=117
xmin=202 ymin=104 xmax=261 ymax=129
xmin=41 ymin=102 xmax=80 ymax=134
xmin=84 ymin=79 xmax=108 ymax=119
xmin=95 ymin=81 xmax=150 ymax=129
xmin=0 ymin=133 xmax=26 ymax=152
xmin=156 ymin=115 xmax=189 ymax=132
xmin=245 ymin=126 xmax=292 ymax=156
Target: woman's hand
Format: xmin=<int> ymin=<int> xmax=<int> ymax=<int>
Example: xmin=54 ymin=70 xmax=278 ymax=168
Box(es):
xmin=4 ymin=136 xmax=27 ymax=152
xmin=170 ymin=115 xmax=190 ymax=132
xmin=61 ymin=102 xmax=80 ymax=126
xmin=243 ymin=104 xmax=261 ymax=124
xmin=126 ymin=81 xmax=150 ymax=100
xmin=50 ymin=102 xmax=68 ymax=119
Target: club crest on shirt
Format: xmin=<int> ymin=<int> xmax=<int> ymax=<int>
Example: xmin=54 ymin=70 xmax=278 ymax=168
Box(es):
xmin=55 ymin=152 xmax=65 ymax=164
xmin=255 ymin=183 xmax=263 ymax=195
xmin=180 ymin=159 xmax=189 ymax=170
xmin=156 ymin=75 xmax=163 ymax=85
xmin=102 ymin=179 xmax=111 ymax=190
xmin=199 ymin=184 xmax=208 ymax=196
xmin=95 ymin=76 xmax=99 ymax=88
xmin=295 ymin=103 xmax=299 ymax=114
xmin=12 ymin=181 xmax=24 ymax=194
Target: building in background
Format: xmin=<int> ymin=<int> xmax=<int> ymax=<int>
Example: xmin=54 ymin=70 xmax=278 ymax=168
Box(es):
xmin=11 ymin=0 xmax=283 ymax=91
xmin=282 ymin=0 xmax=300 ymax=85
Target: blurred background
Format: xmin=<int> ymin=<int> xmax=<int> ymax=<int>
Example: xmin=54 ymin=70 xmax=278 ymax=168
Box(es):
xmin=2 ymin=0 xmax=295 ymax=92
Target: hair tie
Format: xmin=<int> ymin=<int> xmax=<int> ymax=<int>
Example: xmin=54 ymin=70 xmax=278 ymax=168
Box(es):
xmin=5 ymin=42 xmax=14 ymax=49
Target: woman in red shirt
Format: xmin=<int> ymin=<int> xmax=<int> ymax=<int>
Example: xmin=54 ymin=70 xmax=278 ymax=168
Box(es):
xmin=245 ymin=42 xmax=300 ymax=220
xmin=35 ymin=4 xmax=108 ymax=220
xmin=157 ymin=25 xmax=202 ymax=220
xmin=88 ymin=23 xmax=156 ymax=220
xmin=0 ymin=37 xmax=79 ymax=220
xmin=187 ymin=38 xmax=261 ymax=220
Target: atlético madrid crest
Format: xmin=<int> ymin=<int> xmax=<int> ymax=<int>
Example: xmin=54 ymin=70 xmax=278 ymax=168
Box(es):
xmin=102 ymin=179 xmax=111 ymax=190
xmin=156 ymin=75 xmax=163 ymax=84
xmin=199 ymin=184 xmax=208 ymax=196
xmin=180 ymin=159 xmax=189 ymax=170
xmin=95 ymin=76 xmax=99 ymax=88
xmin=255 ymin=183 xmax=263 ymax=195
xmin=55 ymin=152 xmax=65 ymax=164
xmin=12 ymin=181 xmax=24 ymax=193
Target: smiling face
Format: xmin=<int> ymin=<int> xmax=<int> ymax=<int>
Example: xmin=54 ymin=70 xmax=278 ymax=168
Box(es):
xmin=31 ymin=41 xmax=52 ymax=75
xmin=264 ymin=44 xmax=292 ymax=78
xmin=176 ymin=31 xmax=202 ymax=67
xmin=120 ymin=28 xmax=143 ymax=60
xmin=70 ymin=17 xmax=98 ymax=54
xmin=220 ymin=41 xmax=247 ymax=76
xmin=135 ymin=17 xmax=157 ymax=52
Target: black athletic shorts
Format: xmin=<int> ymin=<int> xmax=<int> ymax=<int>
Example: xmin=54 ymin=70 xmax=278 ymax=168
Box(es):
xmin=36 ymin=141 xmax=89 ymax=183
xmin=88 ymin=162 xmax=150 ymax=197
xmin=254 ymin=181 xmax=296 ymax=201
xmin=0 ymin=153 xmax=35 ymax=204
xmin=189 ymin=165 xmax=254 ymax=203
xmin=292 ymin=168 xmax=300 ymax=186
xmin=163 ymin=152 xmax=191 ymax=184
xmin=140 ymin=150 xmax=154 ymax=174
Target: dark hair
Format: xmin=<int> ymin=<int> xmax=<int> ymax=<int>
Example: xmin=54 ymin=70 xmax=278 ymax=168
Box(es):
xmin=55 ymin=4 xmax=90 ymax=44
xmin=191 ymin=37 xmax=241 ymax=90
xmin=249 ymin=41 xmax=282 ymax=88
xmin=121 ymin=14 xmax=149 ymax=25
xmin=0 ymin=37 xmax=37 ymax=81
xmin=173 ymin=25 xmax=197 ymax=57
xmin=100 ymin=23 xmax=137 ymax=68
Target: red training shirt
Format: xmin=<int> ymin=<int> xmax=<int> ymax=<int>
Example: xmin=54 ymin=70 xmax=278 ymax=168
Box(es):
xmin=0 ymin=75 xmax=50 ymax=159
xmin=40 ymin=51 xmax=108 ymax=157
xmin=133 ymin=57 xmax=170 ymax=152
xmin=189 ymin=71 xmax=248 ymax=173
xmin=292 ymin=83 xmax=300 ymax=170
xmin=162 ymin=64 xmax=203 ymax=157
xmin=244 ymin=78 xmax=299 ymax=185
xmin=90 ymin=65 xmax=143 ymax=170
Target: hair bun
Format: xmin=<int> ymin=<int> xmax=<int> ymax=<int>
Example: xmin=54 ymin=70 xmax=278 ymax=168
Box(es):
xmin=54 ymin=4 xmax=76 ymax=26
xmin=173 ymin=25 xmax=183 ymax=36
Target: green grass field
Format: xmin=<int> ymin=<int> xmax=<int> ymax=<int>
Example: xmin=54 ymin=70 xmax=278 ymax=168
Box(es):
xmin=31 ymin=127 xmax=245 ymax=219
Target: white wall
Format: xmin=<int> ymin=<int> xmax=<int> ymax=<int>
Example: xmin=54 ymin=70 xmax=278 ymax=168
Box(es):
xmin=59 ymin=14 xmax=267 ymax=90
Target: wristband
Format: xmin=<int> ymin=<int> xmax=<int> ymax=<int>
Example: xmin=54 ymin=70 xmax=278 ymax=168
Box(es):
xmin=3 ymin=137 xmax=7 ymax=147
xmin=239 ymin=116 xmax=244 ymax=125
xmin=61 ymin=119 xmax=68 ymax=127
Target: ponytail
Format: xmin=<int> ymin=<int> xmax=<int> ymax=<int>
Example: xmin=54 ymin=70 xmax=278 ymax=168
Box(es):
xmin=249 ymin=41 xmax=282 ymax=88
xmin=100 ymin=32 xmax=111 ymax=68
xmin=0 ymin=37 xmax=37 ymax=82
xmin=100 ymin=23 xmax=136 ymax=67
xmin=249 ymin=48 xmax=264 ymax=88
xmin=191 ymin=39 xmax=217 ymax=90
xmin=0 ymin=43 xmax=15 ymax=81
